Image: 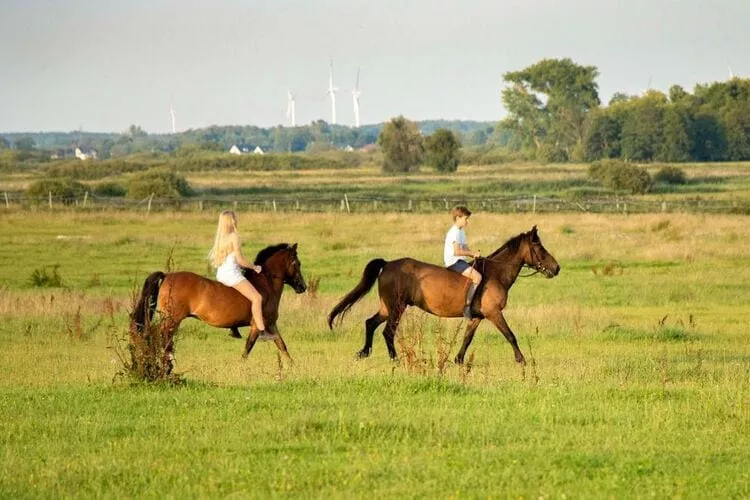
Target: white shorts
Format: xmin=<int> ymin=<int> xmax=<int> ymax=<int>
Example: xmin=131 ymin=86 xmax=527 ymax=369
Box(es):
xmin=216 ymin=266 xmax=245 ymax=287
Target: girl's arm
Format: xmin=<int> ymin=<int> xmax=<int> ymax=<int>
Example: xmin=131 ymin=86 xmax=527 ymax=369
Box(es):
xmin=232 ymin=235 xmax=262 ymax=273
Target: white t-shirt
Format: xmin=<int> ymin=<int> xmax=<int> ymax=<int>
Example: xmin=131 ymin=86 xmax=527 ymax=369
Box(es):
xmin=444 ymin=225 xmax=468 ymax=266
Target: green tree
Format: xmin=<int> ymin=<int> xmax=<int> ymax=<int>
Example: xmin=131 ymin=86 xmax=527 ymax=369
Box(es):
xmin=658 ymin=105 xmax=692 ymax=162
xmin=502 ymin=58 xmax=600 ymax=161
xmin=424 ymin=129 xmax=461 ymax=172
xmin=377 ymin=116 xmax=424 ymax=173
xmin=620 ymin=91 xmax=667 ymax=161
xmin=14 ymin=136 xmax=36 ymax=151
xmin=0 ymin=136 xmax=9 ymax=149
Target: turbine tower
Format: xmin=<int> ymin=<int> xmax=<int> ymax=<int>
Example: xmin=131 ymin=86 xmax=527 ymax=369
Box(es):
xmin=352 ymin=67 xmax=361 ymax=128
xmin=286 ymin=89 xmax=296 ymax=127
xmin=327 ymin=59 xmax=338 ymax=125
xmin=169 ymin=102 xmax=177 ymax=134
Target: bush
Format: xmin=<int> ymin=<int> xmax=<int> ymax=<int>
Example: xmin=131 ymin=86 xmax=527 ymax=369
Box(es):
xmin=26 ymin=178 xmax=87 ymax=204
xmin=653 ymin=165 xmax=687 ymax=185
xmin=588 ymin=159 xmax=653 ymax=194
xmin=424 ymin=129 xmax=461 ymax=172
xmin=93 ymin=181 xmax=127 ymax=197
xmin=127 ymin=170 xmax=192 ymax=199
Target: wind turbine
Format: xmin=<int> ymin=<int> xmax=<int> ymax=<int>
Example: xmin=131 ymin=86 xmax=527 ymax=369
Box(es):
xmin=729 ymin=64 xmax=735 ymax=79
xmin=351 ymin=67 xmax=361 ymax=128
xmin=169 ymin=101 xmax=177 ymax=134
xmin=286 ymin=89 xmax=296 ymax=127
xmin=327 ymin=59 xmax=338 ymax=125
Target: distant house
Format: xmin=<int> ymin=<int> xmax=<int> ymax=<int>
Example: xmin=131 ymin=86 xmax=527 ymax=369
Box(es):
xmin=358 ymin=143 xmax=377 ymax=153
xmin=50 ymin=148 xmax=75 ymax=160
xmin=230 ymin=144 xmax=264 ymax=155
xmin=343 ymin=145 xmax=354 ymax=152
xmin=75 ymin=147 xmax=98 ymax=160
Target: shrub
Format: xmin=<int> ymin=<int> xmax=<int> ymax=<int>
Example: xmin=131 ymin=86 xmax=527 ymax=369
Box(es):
xmin=653 ymin=165 xmax=687 ymax=185
xmin=424 ymin=129 xmax=461 ymax=172
xmin=26 ymin=178 xmax=87 ymax=204
xmin=93 ymin=181 xmax=127 ymax=197
xmin=127 ymin=170 xmax=192 ymax=199
xmin=29 ymin=265 xmax=64 ymax=287
xmin=588 ymin=159 xmax=653 ymax=194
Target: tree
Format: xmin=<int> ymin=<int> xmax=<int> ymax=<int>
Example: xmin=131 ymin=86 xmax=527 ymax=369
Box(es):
xmin=13 ymin=136 xmax=36 ymax=151
xmin=502 ymin=58 xmax=600 ymax=161
xmin=424 ymin=129 xmax=461 ymax=172
xmin=0 ymin=136 xmax=9 ymax=150
xmin=620 ymin=91 xmax=667 ymax=161
xmin=377 ymin=116 xmax=423 ymax=173
xmin=658 ymin=105 xmax=692 ymax=162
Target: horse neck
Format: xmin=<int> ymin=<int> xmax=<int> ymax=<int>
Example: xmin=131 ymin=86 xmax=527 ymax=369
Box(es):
xmin=483 ymin=245 xmax=526 ymax=288
xmin=261 ymin=255 xmax=287 ymax=296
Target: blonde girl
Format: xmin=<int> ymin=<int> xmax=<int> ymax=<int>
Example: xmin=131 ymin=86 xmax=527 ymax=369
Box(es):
xmin=208 ymin=210 xmax=267 ymax=334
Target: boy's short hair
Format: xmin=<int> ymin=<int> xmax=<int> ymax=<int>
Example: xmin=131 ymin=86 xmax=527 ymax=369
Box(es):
xmin=451 ymin=205 xmax=472 ymax=220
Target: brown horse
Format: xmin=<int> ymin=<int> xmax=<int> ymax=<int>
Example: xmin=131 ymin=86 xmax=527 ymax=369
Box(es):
xmin=131 ymin=243 xmax=307 ymax=369
xmin=328 ymin=226 xmax=560 ymax=365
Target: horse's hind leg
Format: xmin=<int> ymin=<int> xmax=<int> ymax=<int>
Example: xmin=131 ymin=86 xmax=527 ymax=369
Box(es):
xmin=454 ymin=318 xmax=482 ymax=364
xmin=358 ymin=303 xmax=388 ymax=359
xmin=229 ymin=327 xmax=242 ymax=339
xmin=242 ymin=325 xmax=261 ymax=359
xmin=382 ymin=305 xmax=405 ymax=361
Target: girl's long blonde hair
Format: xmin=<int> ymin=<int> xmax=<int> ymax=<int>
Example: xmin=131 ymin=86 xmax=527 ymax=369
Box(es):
xmin=208 ymin=210 xmax=239 ymax=268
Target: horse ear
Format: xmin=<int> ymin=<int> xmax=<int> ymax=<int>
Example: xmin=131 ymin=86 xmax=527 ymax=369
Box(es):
xmin=291 ymin=243 xmax=298 ymax=251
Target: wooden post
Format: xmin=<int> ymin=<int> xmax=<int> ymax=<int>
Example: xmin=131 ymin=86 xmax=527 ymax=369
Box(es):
xmin=408 ymin=199 xmax=413 ymax=211
xmin=661 ymin=201 xmax=667 ymax=212
xmin=147 ymin=193 xmax=154 ymax=214
xmin=3 ymin=192 xmax=8 ymax=209
xmin=199 ymin=200 xmax=204 ymax=211
xmin=344 ymin=194 xmax=351 ymax=213
xmin=532 ymin=195 xmax=536 ymax=214
xmin=49 ymin=191 xmax=52 ymax=209
xmin=233 ymin=200 xmax=238 ymax=211
xmin=373 ymin=199 xmax=378 ymax=211
xmin=295 ymin=200 xmax=300 ymax=211
xmin=83 ymin=191 xmax=88 ymax=208
xmin=272 ymin=199 xmax=277 ymax=212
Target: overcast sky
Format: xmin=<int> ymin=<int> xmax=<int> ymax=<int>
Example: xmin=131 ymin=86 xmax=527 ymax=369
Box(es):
xmin=1 ymin=0 xmax=747 ymax=133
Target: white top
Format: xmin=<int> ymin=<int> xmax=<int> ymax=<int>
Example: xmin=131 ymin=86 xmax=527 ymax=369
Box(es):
xmin=444 ymin=225 xmax=468 ymax=266
xmin=216 ymin=253 xmax=245 ymax=287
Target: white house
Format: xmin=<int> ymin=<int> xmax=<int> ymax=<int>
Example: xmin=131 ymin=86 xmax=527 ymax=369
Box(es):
xmin=253 ymin=146 xmax=264 ymax=155
xmin=75 ymin=147 xmax=98 ymax=160
xmin=229 ymin=144 xmax=242 ymax=155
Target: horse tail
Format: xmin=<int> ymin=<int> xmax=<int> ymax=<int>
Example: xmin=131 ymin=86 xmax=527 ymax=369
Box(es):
xmin=131 ymin=271 xmax=165 ymax=333
xmin=328 ymin=258 xmax=387 ymax=329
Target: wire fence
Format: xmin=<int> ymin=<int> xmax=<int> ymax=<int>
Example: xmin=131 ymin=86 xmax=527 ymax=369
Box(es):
xmin=2 ymin=191 xmax=749 ymax=215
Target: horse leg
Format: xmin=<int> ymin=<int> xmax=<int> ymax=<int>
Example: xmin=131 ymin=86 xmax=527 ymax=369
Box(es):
xmin=267 ymin=324 xmax=293 ymax=366
xmin=454 ymin=318 xmax=482 ymax=364
xmin=229 ymin=327 xmax=242 ymax=339
xmin=382 ymin=306 xmax=405 ymax=361
xmin=486 ymin=310 xmax=526 ymax=365
xmin=358 ymin=306 xmax=387 ymax=359
xmin=242 ymin=325 xmax=261 ymax=359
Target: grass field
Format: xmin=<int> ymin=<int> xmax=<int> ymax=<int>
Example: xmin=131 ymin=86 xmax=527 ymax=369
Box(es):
xmin=1 ymin=206 xmax=749 ymax=497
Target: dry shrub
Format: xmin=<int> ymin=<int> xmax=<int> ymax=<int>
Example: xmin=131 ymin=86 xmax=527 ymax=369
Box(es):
xmin=305 ymin=275 xmax=321 ymax=299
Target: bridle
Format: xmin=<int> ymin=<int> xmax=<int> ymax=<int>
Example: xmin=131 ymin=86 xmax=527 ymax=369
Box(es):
xmin=475 ymin=237 xmax=547 ymax=278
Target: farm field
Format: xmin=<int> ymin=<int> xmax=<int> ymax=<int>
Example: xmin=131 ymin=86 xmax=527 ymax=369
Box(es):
xmin=1 ymin=208 xmax=749 ymax=497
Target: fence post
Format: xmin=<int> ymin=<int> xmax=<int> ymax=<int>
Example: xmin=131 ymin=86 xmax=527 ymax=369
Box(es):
xmin=661 ymin=201 xmax=667 ymax=212
xmin=199 ymin=200 xmax=204 ymax=211
xmin=532 ymin=195 xmax=536 ymax=214
xmin=295 ymin=200 xmax=300 ymax=211
xmin=233 ymin=200 xmax=238 ymax=211
xmin=49 ymin=191 xmax=52 ymax=209
xmin=83 ymin=191 xmax=88 ymax=208
xmin=408 ymin=199 xmax=413 ymax=211
xmin=344 ymin=194 xmax=351 ymax=213
xmin=272 ymin=199 xmax=277 ymax=212
xmin=3 ymin=192 xmax=8 ymax=209
xmin=147 ymin=193 xmax=154 ymax=214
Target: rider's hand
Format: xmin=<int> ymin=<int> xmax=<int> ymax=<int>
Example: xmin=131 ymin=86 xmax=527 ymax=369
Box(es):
xmin=473 ymin=250 xmax=481 ymax=258
xmin=254 ymin=265 xmax=262 ymax=273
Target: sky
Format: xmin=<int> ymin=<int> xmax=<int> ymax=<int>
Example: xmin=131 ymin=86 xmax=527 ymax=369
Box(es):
xmin=1 ymin=0 xmax=748 ymax=134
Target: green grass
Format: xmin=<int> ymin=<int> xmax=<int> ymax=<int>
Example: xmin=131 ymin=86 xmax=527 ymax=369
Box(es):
xmin=1 ymin=210 xmax=749 ymax=497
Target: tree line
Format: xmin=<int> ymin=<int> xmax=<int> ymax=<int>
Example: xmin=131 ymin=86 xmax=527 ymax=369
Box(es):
xmin=501 ymin=58 xmax=750 ymax=162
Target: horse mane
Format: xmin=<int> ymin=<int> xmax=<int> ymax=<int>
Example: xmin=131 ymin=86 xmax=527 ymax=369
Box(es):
xmin=254 ymin=243 xmax=291 ymax=265
xmin=486 ymin=231 xmax=528 ymax=259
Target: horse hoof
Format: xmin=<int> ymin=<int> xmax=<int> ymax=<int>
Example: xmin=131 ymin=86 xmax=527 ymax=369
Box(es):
xmin=356 ymin=350 xmax=370 ymax=359
xmin=454 ymin=357 xmax=464 ymax=365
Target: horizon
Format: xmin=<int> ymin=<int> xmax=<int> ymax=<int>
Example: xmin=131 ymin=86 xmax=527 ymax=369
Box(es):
xmin=1 ymin=0 xmax=747 ymax=134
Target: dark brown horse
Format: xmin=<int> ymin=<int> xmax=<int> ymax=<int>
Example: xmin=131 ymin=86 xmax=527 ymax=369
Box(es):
xmin=328 ymin=226 xmax=559 ymax=365
xmin=131 ymin=243 xmax=307 ymax=369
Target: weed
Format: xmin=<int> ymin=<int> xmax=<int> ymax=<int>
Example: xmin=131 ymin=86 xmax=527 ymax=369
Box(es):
xmin=29 ymin=265 xmax=64 ymax=288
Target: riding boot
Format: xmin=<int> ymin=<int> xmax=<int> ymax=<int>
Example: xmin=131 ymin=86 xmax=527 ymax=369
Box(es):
xmin=464 ymin=283 xmax=478 ymax=319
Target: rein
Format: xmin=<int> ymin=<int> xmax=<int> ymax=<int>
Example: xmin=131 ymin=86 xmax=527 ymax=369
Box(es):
xmin=474 ymin=241 xmax=543 ymax=278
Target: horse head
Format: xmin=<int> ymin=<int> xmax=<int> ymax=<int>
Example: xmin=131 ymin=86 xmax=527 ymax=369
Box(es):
xmin=253 ymin=243 xmax=307 ymax=293
xmin=523 ymin=226 xmax=560 ymax=278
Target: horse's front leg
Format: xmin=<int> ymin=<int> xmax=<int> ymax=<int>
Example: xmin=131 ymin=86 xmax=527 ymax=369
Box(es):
xmin=267 ymin=324 xmax=293 ymax=366
xmin=486 ymin=310 xmax=526 ymax=365
xmin=454 ymin=318 xmax=482 ymax=364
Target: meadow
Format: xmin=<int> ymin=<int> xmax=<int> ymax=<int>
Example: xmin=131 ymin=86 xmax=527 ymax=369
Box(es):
xmin=1 ymin=181 xmax=749 ymax=496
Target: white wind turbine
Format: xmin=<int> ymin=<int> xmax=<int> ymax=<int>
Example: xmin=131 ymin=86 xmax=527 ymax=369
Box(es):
xmin=351 ymin=67 xmax=361 ymax=128
xmin=169 ymin=101 xmax=177 ymax=134
xmin=327 ymin=59 xmax=338 ymax=125
xmin=286 ymin=89 xmax=296 ymax=127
